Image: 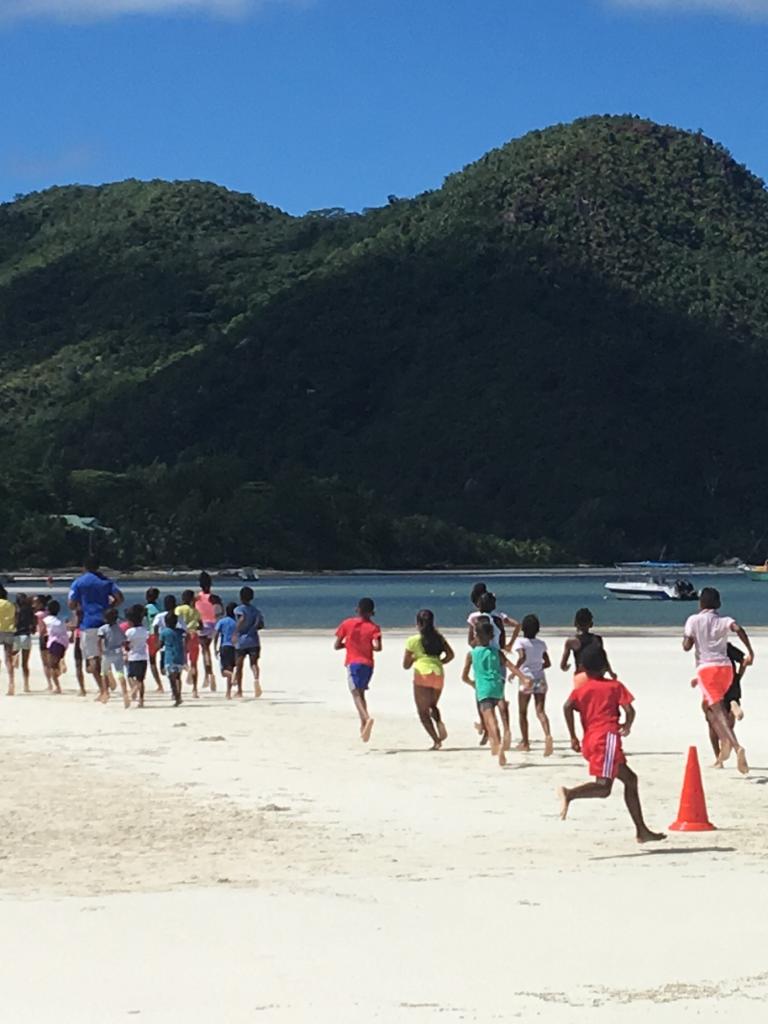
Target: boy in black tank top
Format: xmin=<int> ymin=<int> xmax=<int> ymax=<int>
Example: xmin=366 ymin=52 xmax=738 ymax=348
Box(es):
xmin=560 ymin=608 xmax=616 ymax=679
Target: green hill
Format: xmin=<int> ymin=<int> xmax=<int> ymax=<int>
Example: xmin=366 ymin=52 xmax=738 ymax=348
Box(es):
xmin=2 ymin=114 xmax=768 ymax=569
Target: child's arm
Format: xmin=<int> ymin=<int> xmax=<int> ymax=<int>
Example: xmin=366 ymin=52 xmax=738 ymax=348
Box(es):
xmin=403 ymin=648 xmax=414 ymax=670
xmin=461 ymin=653 xmax=475 ymax=688
xmin=467 ymin=624 xmax=476 ymax=648
xmin=542 ymin=650 xmax=552 ymax=670
xmin=563 ymin=697 xmax=581 ymax=751
xmin=441 ymin=640 xmax=455 ymax=665
xmin=620 ymin=701 xmax=636 ymax=737
xmin=603 ymin=650 xmax=618 ymax=681
xmin=501 ymin=651 xmax=529 ymax=687
xmin=504 ymin=618 xmax=521 ymax=650
xmin=560 ymin=638 xmax=574 ymax=672
xmin=373 ymin=633 xmax=382 ymax=652
xmin=734 ymin=624 xmax=754 ymax=666
xmin=515 ymin=646 xmax=526 ymax=669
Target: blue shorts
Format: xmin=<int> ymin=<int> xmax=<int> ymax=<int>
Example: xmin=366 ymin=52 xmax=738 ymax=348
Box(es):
xmin=347 ymin=663 xmax=374 ymax=692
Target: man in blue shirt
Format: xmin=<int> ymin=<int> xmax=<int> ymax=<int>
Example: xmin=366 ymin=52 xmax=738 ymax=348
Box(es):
xmin=68 ymin=556 xmax=123 ymax=701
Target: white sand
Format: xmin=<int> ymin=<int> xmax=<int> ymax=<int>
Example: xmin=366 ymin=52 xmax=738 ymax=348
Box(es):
xmin=1 ymin=633 xmax=767 ymax=1022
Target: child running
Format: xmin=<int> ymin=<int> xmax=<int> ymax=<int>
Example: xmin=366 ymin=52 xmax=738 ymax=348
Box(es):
xmin=215 ymin=602 xmax=239 ymax=699
xmin=233 ymin=587 xmax=265 ymax=698
xmin=403 ymin=609 xmax=454 ymax=749
xmin=559 ymin=643 xmax=665 ymax=843
xmin=159 ymin=611 xmax=186 ymax=707
xmin=560 ymin=607 xmax=616 ymax=678
xmin=144 ymin=588 xmax=164 ymax=693
xmin=13 ymin=593 xmax=34 ymax=694
xmin=195 ymin=572 xmax=218 ymax=691
xmin=43 ymin=599 xmax=69 ymax=695
xmin=467 ymin=591 xmax=513 ymax=748
xmin=462 ymin=620 xmax=529 ymax=767
xmin=98 ymin=608 xmax=130 ymax=707
xmin=513 ymin=614 xmax=554 ymax=755
xmin=176 ymin=590 xmax=202 ymax=699
xmin=125 ymin=604 xmax=149 ymax=708
xmin=0 ymin=584 xmax=16 ymax=696
xmin=703 ymin=643 xmax=747 ymax=765
xmin=334 ymin=598 xmax=381 ymax=742
xmin=683 ymin=587 xmax=753 ymax=774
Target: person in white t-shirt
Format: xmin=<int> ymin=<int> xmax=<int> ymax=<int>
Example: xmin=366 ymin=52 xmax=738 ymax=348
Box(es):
xmin=43 ymin=599 xmax=69 ymax=695
xmin=513 ymin=614 xmax=554 ymax=756
xmin=124 ymin=604 xmax=150 ymax=708
xmin=683 ymin=587 xmax=754 ymax=774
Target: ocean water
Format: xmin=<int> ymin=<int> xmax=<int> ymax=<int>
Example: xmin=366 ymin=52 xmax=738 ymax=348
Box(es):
xmin=11 ymin=571 xmax=768 ymax=630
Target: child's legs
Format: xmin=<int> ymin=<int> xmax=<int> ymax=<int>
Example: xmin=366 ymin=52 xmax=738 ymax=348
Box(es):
xmin=3 ymin=644 xmax=14 ymax=692
xmin=149 ymin=651 xmax=163 ymax=689
xmin=498 ymin=699 xmax=510 ymax=741
xmin=616 ymin=763 xmax=661 ymax=839
xmin=413 ymin=684 xmax=440 ymax=744
xmin=21 ymin=648 xmax=31 ymax=688
xmin=351 ymin=688 xmax=369 ymax=726
xmin=518 ymin=692 xmax=532 ymax=745
xmin=534 ymin=692 xmax=552 ymax=737
xmin=706 ymin=701 xmax=741 ymax=752
xmin=481 ymin=706 xmax=501 ymax=748
xmin=249 ymin=651 xmax=261 ymax=693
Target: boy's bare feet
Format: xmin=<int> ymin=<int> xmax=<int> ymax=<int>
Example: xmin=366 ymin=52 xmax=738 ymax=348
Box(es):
xmin=498 ymin=748 xmax=507 ymax=767
xmin=431 ymin=741 xmax=442 ymax=751
xmin=557 ymin=786 xmax=570 ymax=821
xmin=437 ymin=721 xmax=448 ymax=742
xmin=637 ymin=829 xmax=666 ymax=844
xmin=254 ymin=684 xmax=263 ymax=699
xmin=736 ymin=747 xmax=749 ymax=775
xmin=731 ymin=700 xmax=744 ymax=722
xmin=474 ymin=721 xmax=483 ymax=734
xmin=479 ymin=732 xmax=489 ymax=746
xmin=515 ymin=741 xmax=530 ymax=752
xmin=713 ymin=759 xmax=724 ymax=769
xmin=490 ymin=738 xmax=500 ymax=757
xmin=544 ymin=736 xmax=554 ymax=757
xmin=361 ymin=718 xmax=374 ymax=743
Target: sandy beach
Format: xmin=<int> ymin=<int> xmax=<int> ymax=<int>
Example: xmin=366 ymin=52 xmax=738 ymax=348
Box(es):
xmin=1 ymin=632 xmax=767 ymax=1022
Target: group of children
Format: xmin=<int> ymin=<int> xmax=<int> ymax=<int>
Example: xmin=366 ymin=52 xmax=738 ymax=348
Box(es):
xmin=332 ymin=583 xmax=754 ymax=842
xmin=0 ymin=574 xmax=265 ymax=708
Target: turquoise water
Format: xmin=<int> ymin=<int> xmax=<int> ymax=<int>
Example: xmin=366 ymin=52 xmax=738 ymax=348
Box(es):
xmin=13 ymin=571 xmax=767 ymax=629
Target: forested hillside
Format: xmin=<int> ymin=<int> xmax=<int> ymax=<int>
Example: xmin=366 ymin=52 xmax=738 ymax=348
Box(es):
xmin=2 ymin=114 xmax=768 ymax=569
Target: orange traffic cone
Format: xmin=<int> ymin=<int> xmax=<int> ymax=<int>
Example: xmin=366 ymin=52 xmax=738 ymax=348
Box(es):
xmin=669 ymin=746 xmax=716 ymax=832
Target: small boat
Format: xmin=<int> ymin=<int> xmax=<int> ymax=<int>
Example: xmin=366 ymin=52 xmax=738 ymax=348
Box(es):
xmin=237 ymin=567 xmax=260 ymax=581
xmin=605 ymin=563 xmax=699 ymax=602
xmin=738 ymin=562 xmax=768 ymax=582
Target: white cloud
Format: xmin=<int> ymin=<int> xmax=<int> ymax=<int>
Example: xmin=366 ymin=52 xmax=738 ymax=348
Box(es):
xmin=610 ymin=0 xmax=768 ymax=18
xmin=0 ymin=1 xmax=291 ymax=23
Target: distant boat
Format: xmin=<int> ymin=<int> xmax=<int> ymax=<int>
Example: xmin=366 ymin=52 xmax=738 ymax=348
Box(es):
xmin=237 ymin=567 xmax=260 ymax=581
xmin=606 ymin=563 xmax=698 ymax=601
xmin=738 ymin=562 xmax=768 ymax=582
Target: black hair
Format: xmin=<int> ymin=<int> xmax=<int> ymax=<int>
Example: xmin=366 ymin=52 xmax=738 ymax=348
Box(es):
xmin=47 ymin=599 xmax=60 ymax=615
xmin=0 ymin=584 xmax=6 ymax=600
xmin=470 ymin=582 xmax=487 ymax=607
xmin=225 ymin=601 xmax=237 ymax=618
xmin=128 ymin=604 xmax=145 ymax=627
xmin=165 ymin=611 xmax=178 ymax=629
xmin=181 ymin=589 xmax=195 ymax=604
xmin=574 ymin=608 xmax=594 ymax=631
xmin=416 ymin=608 xmax=445 ymax=657
xmin=700 ymin=587 xmax=721 ymax=610
xmin=84 ymin=555 xmax=100 ymax=572
xmin=358 ymin=597 xmax=375 ymax=615
xmin=240 ymin=586 xmax=254 ymax=602
xmin=475 ymin=620 xmax=494 ymax=643
xmin=199 ymin=571 xmax=212 ymax=594
xmin=16 ymin=592 xmax=29 ymax=607
xmin=163 ymin=594 xmax=177 ymax=612
xmin=477 ymin=592 xmax=497 ymax=613
xmin=145 ymin=587 xmax=160 ymax=603
xmin=210 ymin=593 xmax=223 ymax=607
xmin=522 ymin=614 xmax=540 ymax=639
xmin=580 ymin=642 xmax=608 ymax=677
xmin=104 ymin=606 xmax=118 ymax=624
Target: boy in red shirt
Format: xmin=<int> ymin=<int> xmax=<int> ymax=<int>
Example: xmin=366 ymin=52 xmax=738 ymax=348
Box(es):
xmin=334 ymin=598 xmax=382 ymax=742
xmin=558 ymin=644 xmax=665 ymax=844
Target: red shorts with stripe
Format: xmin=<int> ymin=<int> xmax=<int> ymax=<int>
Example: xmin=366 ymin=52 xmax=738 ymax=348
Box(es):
xmin=582 ymin=730 xmax=625 ymax=780
xmin=147 ymin=634 xmax=160 ymax=658
xmin=187 ymin=632 xmax=200 ymax=663
xmin=697 ymin=664 xmax=733 ymax=707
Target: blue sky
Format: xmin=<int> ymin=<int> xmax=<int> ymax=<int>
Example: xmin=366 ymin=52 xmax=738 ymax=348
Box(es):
xmin=1 ymin=0 xmax=767 ymax=213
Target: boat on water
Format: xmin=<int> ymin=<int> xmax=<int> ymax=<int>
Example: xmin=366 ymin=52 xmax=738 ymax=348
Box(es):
xmin=738 ymin=562 xmax=768 ymax=582
xmin=605 ymin=562 xmax=699 ymax=602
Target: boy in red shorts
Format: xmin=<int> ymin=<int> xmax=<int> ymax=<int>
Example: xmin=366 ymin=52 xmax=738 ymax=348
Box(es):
xmin=683 ymin=587 xmax=753 ymax=774
xmin=334 ymin=598 xmax=382 ymax=742
xmin=558 ymin=644 xmax=665 ymax=844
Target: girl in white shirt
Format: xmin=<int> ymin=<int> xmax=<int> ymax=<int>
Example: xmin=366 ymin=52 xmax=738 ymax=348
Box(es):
xmin=513 ymin=614 xmax=554 ymax=756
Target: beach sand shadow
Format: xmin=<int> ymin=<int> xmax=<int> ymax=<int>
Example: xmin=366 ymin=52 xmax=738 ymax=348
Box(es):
xmin=590 ymin=846 xmax=735 ymax=861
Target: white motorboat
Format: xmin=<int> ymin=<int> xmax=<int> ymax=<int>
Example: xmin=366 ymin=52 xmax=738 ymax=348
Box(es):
xmin=605 ymin=563 xmax=699 ymax=602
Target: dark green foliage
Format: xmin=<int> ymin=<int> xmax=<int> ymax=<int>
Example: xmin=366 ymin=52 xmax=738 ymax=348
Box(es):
xmin=2 ymin=115 xmax=768 ymax=568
